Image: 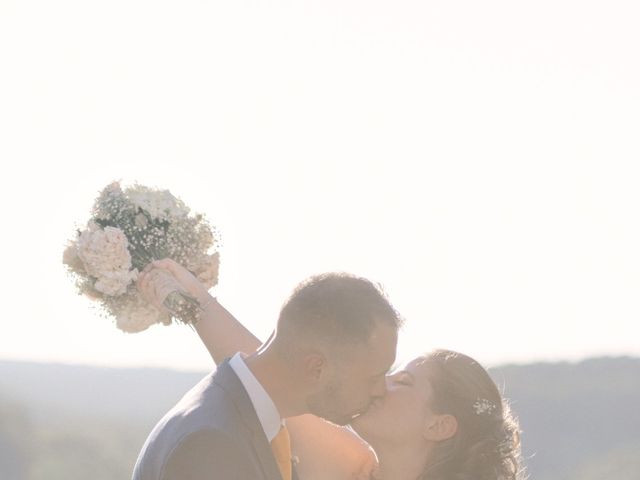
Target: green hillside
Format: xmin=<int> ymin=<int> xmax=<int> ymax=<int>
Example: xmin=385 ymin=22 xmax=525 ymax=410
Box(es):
xmin=1 ymin=356 xmax=638 ymax=480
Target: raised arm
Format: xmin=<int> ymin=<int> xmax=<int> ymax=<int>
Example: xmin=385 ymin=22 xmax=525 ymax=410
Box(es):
xmin=138 ymin=259 xmax=378 ymax=480
xmin=193 ymin=298 xmax=262 ymax=365
xmin=137 ymin=258 xmax=261 ymax=364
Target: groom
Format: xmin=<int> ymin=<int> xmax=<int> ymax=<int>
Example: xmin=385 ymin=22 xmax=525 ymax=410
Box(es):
xmin=132 ymin=260 xmax=401 ymax=480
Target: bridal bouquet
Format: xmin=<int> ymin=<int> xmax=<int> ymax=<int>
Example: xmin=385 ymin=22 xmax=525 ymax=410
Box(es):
xmin=63 ymin=181 xmax=220 ymax=333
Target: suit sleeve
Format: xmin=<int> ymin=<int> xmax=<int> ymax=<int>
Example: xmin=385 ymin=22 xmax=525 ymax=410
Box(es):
xmin=161 ymin=429 xmax=239 ymax=480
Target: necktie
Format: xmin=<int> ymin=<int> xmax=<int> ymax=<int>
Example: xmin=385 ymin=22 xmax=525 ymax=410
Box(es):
xmin=270 ymin=425 xmax=292 ymax=480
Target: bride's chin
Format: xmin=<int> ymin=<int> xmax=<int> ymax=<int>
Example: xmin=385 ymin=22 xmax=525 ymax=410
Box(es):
xmin=349 ymin=403 xmax=389 ymax=443
xmin=349 ymin=421 xmax=378 ymax=447
xmin=349 ymin=411 xmax=373 ymax=435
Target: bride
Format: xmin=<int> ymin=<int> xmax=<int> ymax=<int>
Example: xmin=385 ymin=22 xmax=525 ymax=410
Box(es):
xmin=138 ymin=259 xmax=524 ymax=480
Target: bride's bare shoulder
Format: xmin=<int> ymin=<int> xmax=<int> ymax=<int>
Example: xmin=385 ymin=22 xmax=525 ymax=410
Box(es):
xmin=288 ymin=415 xmax=378 ymax=480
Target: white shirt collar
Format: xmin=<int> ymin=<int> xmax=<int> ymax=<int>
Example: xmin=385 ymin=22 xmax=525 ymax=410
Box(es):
xmin=229 ymin=352 xmax=283 ymax=442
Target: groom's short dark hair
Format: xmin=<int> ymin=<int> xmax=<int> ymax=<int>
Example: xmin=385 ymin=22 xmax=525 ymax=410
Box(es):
xmin=276 ymin=272 xmax=402 ymax=344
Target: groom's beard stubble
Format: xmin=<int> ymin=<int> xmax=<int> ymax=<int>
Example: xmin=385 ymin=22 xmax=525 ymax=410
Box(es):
xmin=305 ymin=380 xmax=369 ymax=426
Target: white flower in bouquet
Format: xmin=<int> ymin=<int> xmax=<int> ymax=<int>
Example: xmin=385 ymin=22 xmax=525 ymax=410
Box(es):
xmin=76 ymin=222 xmax=137 ymax=295
xmin=94 ymin=269 xmax=139 ymax=296
xmin=63 ymin=181 xmax=220 ymax=333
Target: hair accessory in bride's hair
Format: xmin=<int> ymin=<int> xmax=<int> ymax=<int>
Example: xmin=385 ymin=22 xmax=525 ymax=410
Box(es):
xmin=473 ymin=398 xmax=497 ymax=416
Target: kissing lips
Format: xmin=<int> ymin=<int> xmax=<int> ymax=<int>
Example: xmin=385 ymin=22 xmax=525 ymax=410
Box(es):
xmin=353 ymin=398 xmax=384 ymax=421
xmin=350 ymin=399 xmax=379 ymax=420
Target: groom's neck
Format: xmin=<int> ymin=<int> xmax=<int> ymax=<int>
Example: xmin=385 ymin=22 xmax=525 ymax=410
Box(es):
xmin=244 ymin=346 xmax=305 ymax=419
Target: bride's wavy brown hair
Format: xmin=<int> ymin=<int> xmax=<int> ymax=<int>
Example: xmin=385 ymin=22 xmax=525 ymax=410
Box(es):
xmin=418 ymin=350 xmax=526 ymax=480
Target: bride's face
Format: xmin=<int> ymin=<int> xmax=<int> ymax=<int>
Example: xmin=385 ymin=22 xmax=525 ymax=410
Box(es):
xmin=350 ymin=356 xmax=436 ymax=445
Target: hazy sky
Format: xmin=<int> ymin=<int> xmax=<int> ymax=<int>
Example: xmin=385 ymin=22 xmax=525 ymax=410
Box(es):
xmin=1 ymin=0 xmax=638 ymax=371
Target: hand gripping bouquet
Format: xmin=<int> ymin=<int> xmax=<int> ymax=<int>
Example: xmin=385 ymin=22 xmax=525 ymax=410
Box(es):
xmin=63 ymin=181 xmax=219 ymax=333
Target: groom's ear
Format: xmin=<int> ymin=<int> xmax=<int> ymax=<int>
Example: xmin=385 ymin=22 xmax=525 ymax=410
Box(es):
xmin=423 ymin=414 xmax=458 ymax=442
xmin=301 ymin=352 xmax=327 ymax=382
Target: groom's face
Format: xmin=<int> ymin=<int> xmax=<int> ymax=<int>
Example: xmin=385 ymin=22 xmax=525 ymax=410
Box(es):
xmin=307 ymin=320 xmax=398 ymax=426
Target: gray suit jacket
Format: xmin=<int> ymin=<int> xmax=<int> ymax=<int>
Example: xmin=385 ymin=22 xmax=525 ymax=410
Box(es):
xmin=132 ymin=359 xmax=299 ymax=480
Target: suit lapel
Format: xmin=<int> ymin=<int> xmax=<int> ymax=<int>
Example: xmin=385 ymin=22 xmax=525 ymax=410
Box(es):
xmin=213 ymin=360 xmax=284 ymax=480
